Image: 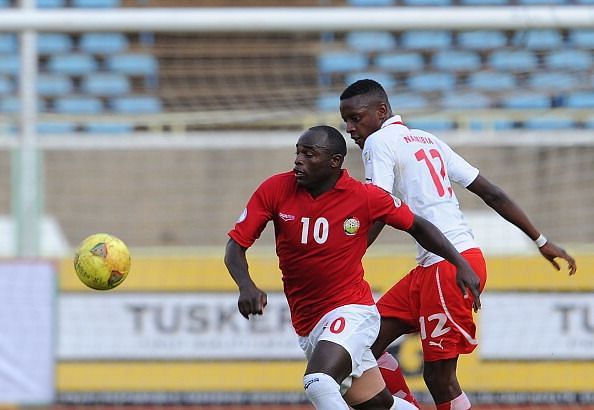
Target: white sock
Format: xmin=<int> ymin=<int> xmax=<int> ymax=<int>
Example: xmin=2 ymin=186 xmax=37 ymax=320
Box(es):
xmin=390 ymin=395 xmax=419 ymax=410
xmin=450 ymin=392 xmax=471 ymax=410
xmin=303 ymin=372 xmax=349 ymax=410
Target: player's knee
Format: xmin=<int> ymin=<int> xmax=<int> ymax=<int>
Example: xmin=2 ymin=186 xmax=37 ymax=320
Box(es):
xmin=303 ymin=372 xmax=341 ymax=402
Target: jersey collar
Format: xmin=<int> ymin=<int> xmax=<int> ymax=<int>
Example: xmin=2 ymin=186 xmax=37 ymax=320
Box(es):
xmin=334 ymin=169 xmax=351 ymax=190
xmin=380 ymin=115 xmax=404 ymax=129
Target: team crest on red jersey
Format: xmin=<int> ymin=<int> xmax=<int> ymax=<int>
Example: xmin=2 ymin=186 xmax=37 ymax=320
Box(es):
xmin=343 ymin=217 xmax=360 ymax=236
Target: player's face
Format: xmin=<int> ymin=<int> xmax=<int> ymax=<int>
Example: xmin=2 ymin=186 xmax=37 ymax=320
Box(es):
xmin=293 ymin=132 xmax=338 ymax=195
xmin=340 ymin=95 xmax=385 ymax=150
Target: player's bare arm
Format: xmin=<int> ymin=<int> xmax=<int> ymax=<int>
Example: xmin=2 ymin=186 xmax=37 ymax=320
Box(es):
xmin=224 ymin=238 xmax=268 ymax=319
xmin=467 ymin=174 xmax=577 ymax=276
xmin=406 ymin=215 xmax=482 ymax=312
xmin=367 ymin=221 xmax=386 ymax=247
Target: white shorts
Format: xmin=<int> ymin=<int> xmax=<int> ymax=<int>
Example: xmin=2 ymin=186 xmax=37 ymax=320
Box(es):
xmin=298 ymin=304 xmax=380 ymax=394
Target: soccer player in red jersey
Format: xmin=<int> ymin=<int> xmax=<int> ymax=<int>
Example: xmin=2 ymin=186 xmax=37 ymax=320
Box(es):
xmin=225 ymin=125 xmax=482 ymax=410
xmin=339 ymin=79 xmax=577 ymax=410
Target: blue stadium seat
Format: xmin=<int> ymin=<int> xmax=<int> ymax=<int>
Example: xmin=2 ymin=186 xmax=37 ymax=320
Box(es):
xmin=37 ymin=0 xmax=66 ymax=7
xmin=545 ymin=49 xmax=592 ymax=71
xmin=517 ymin=0 xmax=565 ymax=4
xmin=566 ymin=92 xmax=594 ymax=108
xmin=0 ymin=75 xmax=13 ymax=95
xmin=468 ymin=71 xmax=516 ymax=91
xmin=0 ymin=0 xmax=10 ymax=7
xmin=0 ymin=55 xmax=19 ymax=75
xmin=47 ymin=53 xmax=98 ymax=75
xmin=38 ymin=33 xmax=73 ymax=54
xmin=403 ymin=0 xmax=451 ymax=5
xmin=522 ymin=118 xmax=575 ymax=130
xmin=401 ymin=31 xmax=452 ymax=49
xmin=441 ymin=92 xmax=491 ymax=109
xmin=389 ymin=92 xmax=429 ymax=110
xmin=80 ymin=33 xmax=129 ymax=54
xmin=37 ymin=122 xmax=77 ymax=134
xmin=576 ymin=0 xmax=594 ymax=4
xmin=347 ymin=0 xmax=396 ymax=5
xmin=55 ymin=96 xmax=103 ymax=114
xmin=72 ymin=0 xmax=120 ymax=7
xmin=81 ymin=73 xmax=130 ymax=96
xmin=431 ymin=50 xmax=481 ymax=71
xmin=501 ymin=92 xmax=550 ymax=109
xmin=345 ymin=72 xmax=396 ymax=90
xmin=0 ymin=97 xmax=46 ymax=113
xmin=407 ymin=72 xmax=456 ymax=92
xmin=376 ymin=52 xmax=424 ymax=72
xmin=318 ymin=51 xmax=368 ymax=73
xmin=0 ymin=34 xmax=17 ymax=54
xmin=512 ymin=30 xmax=563 ymax=50
xmin=568 ymin=30 xmax=594 ymax=48
xmin=407 ymin=118 xmax=455 ymax=131
xmin=316 ymin=93 xmax=340 ymax=112
xmin=37 ymin=73 xmax=73 ymax=96
xmin=528 ymin=72 xmax=578 ymax=91
xmin=111 ymin=96 xmax=162 ymax=113
xmin=489 ymin=50 xmax=537 ymax=71
xmin=457 ymin=31 xmax=507 ymax=50
xmin=345 ymin=32 xmax=396 ymax=52
xmin=105 ymin=53 xmax=158 ymax=76
xmin=86 ymin=122 xmax=134 ymax=133
xmin=459 ymin=0 xmax=507 ymax=5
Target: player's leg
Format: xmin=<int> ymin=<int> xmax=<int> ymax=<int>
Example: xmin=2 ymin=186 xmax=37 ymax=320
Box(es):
xmin=346 ymin=366 xmax=418 ymax=410
xmin=304 ymin=340 xmax=352 ymax=410
xmin=423 ymin=357 xmax=466 ymax=407
xmin=417 ymin=249 xmax=487 ymax=409
xmin=372 ymin=272 xmax=420 ymax=407
xmin=301 ymin=304 xmax=384 ymax=410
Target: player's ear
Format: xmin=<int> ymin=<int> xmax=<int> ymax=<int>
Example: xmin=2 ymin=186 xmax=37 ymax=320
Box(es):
xmin=330 ymin=153 xmax=344 ymax=168
xmin=376 ymin=102 xmax=388 ymax=121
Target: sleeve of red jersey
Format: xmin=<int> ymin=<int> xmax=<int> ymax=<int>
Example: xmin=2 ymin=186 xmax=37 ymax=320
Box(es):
xmin=227 ymin=178 xmax=276 ymax=248
xmin=365 ymin=184 xmax=414 ymax=230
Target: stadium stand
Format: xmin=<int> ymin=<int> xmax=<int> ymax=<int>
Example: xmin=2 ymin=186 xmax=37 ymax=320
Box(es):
xmin=0 ymin=0 xmax=591 ymax=132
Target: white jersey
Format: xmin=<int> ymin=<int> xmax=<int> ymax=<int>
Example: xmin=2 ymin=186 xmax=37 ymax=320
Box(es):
xmin=363 ymin=115 xmax=480 ymax=266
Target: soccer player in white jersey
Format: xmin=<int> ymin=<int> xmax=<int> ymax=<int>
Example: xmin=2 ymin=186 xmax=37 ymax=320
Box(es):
xmin=339 ymin=79 xmax=577 ymax=410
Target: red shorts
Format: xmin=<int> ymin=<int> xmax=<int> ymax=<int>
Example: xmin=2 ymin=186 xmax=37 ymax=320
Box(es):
xmin=376 ymin=248 xmax=487 ymax=362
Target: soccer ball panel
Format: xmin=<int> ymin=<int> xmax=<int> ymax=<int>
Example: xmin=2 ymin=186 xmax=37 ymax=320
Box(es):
xmin=74 ymin=233 xmax=131 ymax=290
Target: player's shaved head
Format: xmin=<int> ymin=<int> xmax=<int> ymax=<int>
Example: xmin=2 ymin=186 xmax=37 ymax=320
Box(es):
xmin=307 ymin=125 xmax=347 ymax=157
xmin=340 ymin=79 xmax=390 ymax=106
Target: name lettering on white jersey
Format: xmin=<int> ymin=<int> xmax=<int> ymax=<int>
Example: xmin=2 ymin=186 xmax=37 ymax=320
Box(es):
xmin=404 ymin=135 xmax=434 ymax=144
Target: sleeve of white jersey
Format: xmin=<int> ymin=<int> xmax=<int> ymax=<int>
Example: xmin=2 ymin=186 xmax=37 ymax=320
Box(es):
xmin=363 ymin=133 xmax=398 ymax=193
xmin=438 ymin=139 xmax=479 ymax=187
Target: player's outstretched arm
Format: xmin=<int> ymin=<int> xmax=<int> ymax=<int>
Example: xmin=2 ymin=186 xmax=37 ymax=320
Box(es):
xmin=406 ymin=215 xmax=482 ymax=312
xmin=224 ymin=238 xmax=268 ymax=319
xmin=466 ymin=174 xmax=577 ymax=276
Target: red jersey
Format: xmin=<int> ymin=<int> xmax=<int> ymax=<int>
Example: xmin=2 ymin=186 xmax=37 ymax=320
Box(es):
xmin=228 ymin=169 xmax=414 ymax=336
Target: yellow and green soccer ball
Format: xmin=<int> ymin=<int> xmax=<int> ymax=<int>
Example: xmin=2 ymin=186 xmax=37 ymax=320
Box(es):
xmin=74 ymin=233 xmax=131 ymax=290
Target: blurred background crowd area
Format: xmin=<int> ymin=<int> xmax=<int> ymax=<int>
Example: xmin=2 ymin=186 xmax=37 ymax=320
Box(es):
xmin=0 ymin=0 xmax=593 ymax=133
xmin=0 ymin=0 xmax=593 ymax=252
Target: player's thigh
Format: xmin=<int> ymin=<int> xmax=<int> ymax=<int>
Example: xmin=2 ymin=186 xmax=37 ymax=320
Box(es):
xmin=372 ymin=316 xmax=417 ymax=358
xmin=418 ymin=252 xmax=486 ymax=361
xmin=300 ymin=304 xmax=381 ymax=393
xmin=344 ymin=366 xmax=391 ymax=408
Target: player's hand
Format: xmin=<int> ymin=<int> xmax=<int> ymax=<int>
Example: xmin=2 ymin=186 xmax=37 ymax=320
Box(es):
xmin=539 ymin=242 xmax=577 ymax=276
xmin=237 ymin=284 xmax=268 ymax=319
xmin=456 ymin=263 xmax=482 ymax=312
